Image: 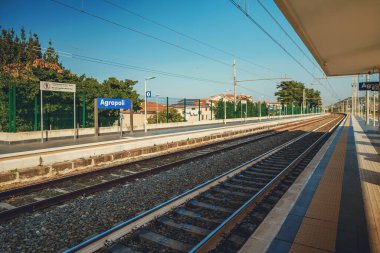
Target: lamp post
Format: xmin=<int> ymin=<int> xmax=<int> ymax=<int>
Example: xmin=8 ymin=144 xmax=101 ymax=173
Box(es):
xmin=292 ymin=102 xmax=294 ymax=117
xmin=259 ymin=96 xmax=263 ymax=121
xmin=156 ymin=94 xmax=160 ymax=124
xmin=223 ymin=89 xmax=231 ymax=124
xmin=144 ymin=76 xmax=155 ymax=133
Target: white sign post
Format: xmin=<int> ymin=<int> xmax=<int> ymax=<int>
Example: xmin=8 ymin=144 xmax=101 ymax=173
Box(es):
xmin=40 ymin=81 xmax=77 ymax=142
xmin=240 ymin=100 xmax=248 ymax=122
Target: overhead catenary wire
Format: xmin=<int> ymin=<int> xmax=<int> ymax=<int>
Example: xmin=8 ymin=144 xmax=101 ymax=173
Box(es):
xmin=104 ymin=0 xmax=283 ymax=75
xmin=50 ymin=0 xmax=263 ymax=78
xmin=237 ymin=84 xmax=277 ymax=100
xmin=35 ymin=45 xmax=278 ymax=100
xmin=258 ymin=0 xmax=341 ymax=101
xmin=229 ymin=0 xmax=315 ymax=79
xmin=229 ymin=0 xmax=341 ymax=101
xmin=256 ymin=0 xmax=322 ymax=72
xmin=33 ymin=45 xmax=234 ymax=86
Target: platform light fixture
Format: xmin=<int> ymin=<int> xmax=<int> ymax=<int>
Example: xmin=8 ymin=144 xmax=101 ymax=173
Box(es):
xmin=144 ymin=77 xmax=156 ymax=133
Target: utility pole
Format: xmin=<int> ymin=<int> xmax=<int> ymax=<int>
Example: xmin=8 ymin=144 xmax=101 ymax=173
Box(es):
xmin=373 ymin=92 xmax=376 ymax=127
xmin=233 ymin=59 xmax=237 ymax=111
xmin=378 ymin=69 xmax=380 ymax=132
xmin=366 ymin=74 xmax=370 ymax=125
xmin=351 ymin=77 xmax=356 ymax=116
xmin=302 ymin=88 xmax=306 ymax=115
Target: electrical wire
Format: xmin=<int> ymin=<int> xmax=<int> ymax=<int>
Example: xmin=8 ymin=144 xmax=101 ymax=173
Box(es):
xmin=50 ymin=0 xmax=262 ymax=78
xmin=229 ymin=0 xmax=341 ymax=101
xmin=103 ymin=0 xmax=283 ymax=75
xmin=34 ymin=46 xmax=231 ymax=87
xmin=256 ymin=0 xmax=322 ymax=72
xmin=237 ymin=84 xmax=277 ymax=99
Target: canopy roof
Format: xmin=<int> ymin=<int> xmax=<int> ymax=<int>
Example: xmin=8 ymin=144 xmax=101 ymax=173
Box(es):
xmin=275 ymin=0 xmax=380 ymax=76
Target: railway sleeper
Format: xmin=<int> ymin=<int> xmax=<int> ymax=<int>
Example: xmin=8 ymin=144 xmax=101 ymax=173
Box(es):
xmin=176 ymin=208 xmax=223 ymax=225
xmin=189 ymin=200 xmax=234 ymax=213
xmin=158 ymin=217 xmax=210 ymax=236
xmin=138 ymin=229 xmax=193 ymax=252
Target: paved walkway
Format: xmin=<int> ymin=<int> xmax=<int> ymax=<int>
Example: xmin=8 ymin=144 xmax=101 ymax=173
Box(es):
xmin=240 ymin=115 xmax=380 ymax=253
xmin=0 ymin=116 xmax=300 ymax=155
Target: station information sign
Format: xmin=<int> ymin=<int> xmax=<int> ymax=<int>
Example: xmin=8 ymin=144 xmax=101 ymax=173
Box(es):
xmin=40 ymin=81 xmax=76 ymax=92
xmin=97 ymin=98 xmax=132 ymax=110
xmin=359 ymin=81 xmax=379 ymax=91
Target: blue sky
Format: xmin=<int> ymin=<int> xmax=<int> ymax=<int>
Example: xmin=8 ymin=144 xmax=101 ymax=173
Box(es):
xmin=0 ymin=0 xmax=354 ymax=104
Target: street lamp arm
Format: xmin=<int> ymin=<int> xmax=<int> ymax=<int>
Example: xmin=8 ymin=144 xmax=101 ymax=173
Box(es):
xmin=236 ymin=77 xmax=290 ymax=83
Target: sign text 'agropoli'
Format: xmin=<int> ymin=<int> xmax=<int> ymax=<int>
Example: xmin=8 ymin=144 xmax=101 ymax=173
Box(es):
xmin=97 ymin=98 xmax=132 ymax=110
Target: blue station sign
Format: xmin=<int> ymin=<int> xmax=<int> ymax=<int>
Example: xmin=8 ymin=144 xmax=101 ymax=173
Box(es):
xmin=97 ymin=98 xmax=132 ymax=109
xmin=359 ymin=81 xmax=379 ymax=91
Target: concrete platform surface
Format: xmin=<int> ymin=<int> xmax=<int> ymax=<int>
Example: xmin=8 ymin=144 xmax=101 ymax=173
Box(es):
xmin=240 ymin=115 xmax=380 ymax=253
xmin=0 ymin=116 xmax=306 ymax=155
xmin=0 ymin=114 xmax=327 ymax=179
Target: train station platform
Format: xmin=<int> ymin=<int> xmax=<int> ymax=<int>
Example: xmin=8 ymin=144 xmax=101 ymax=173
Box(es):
xmin=0 ymin=115 xmax=306 ymax=155
xmin=0 ymin=114 xmax=325 ymax=187
xmin=240 ymin=115 xmax=380 ymax=253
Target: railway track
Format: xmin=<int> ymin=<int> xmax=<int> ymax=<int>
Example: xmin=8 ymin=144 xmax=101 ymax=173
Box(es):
xmin=64 ymin=115 xmax=344 ymax=253
xmin=0 ymin=116 xmax=326 ymax=222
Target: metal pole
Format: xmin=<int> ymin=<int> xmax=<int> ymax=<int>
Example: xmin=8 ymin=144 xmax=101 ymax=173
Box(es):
xmin=366 ymin=74 xmax=370 ymax=124
xmin=8 ymin=87 xmax=11 ymax=132
xmin=130 ymin=100 xmax=134 ymax=133
xmin=157 ymin=96 xmax=159 ymax=124
xmin=12 ymin=85 xmax=16 ymax=132
xmin=373 ymin=92 xmax=376 ymax=127
xmin=94 ymin=99 xmax=99 ymax=136
xmin=240 ymin=101 xmax=242 ymax=121
xmin=144 ymin=79 xmax=147 ymax=132
xmin=40 ymin=90 xmax=43 ymax=142
xmin=120 ymin=110 xmax=123 ymax=137
xmin=292 ymin=103 xmax=294 ymax=117
xmin=74 ymin=92 xmax=76 ymax=139
xmin=183 ymin=98 xmax=186 ymax=122
xmin=224 ymin=97 xmax=226 ymax=124
xmin=198 ymin=99 xmax=201 ymax=121
xmin=245 ymin=102 xmax=247 ymax=122
xmin=233 ymin=59 xmax=237 ymax=111
xmin=166 ymin=97 xmax=169 ymax=123
xmin=210 ymin=100 xmax=213 ymax=120
xmin=259 ymin=97 xmax=261 ymax=121
xmin=378 ymin=70 xmax=380 ymax=132
xmin=82 ymin=90 xmax=86 ymax=128
xmin=34 ymin=96 xmax=38 ymax=131
xmin=74 ymin=92 xmax=77 ymax=139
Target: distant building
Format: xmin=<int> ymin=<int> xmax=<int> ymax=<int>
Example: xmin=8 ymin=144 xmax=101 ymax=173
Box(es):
xmin=139 ymin=101 xmax=166 ymax=114
xmin=266 ymin=101 xmax=282 ymax=112
xmin=209 ymin=94 xmax=254 ymax=103
xmin=171 ymin=99 xmax=212 ymax=122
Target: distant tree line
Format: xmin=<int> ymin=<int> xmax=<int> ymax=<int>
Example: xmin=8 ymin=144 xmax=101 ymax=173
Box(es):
xmin=214 ymin=99 xmax=268 ymax=119
xmin=0 ymin=27 xmax=142 ymax=132
xmin=275 ymin=81 xmax=322 ymax=108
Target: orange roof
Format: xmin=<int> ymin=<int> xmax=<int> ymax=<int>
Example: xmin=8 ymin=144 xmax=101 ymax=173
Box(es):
xmin=140 ymin=102 xmax=166 ymax=113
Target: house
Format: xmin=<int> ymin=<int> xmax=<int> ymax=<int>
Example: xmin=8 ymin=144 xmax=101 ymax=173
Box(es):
xmin=209 ymin=93 xmax=254 ymax=103
xmin=171 ymin=98 xmax=213 ymax=122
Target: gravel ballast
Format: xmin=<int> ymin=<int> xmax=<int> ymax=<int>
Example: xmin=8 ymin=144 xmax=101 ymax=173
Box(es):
xmin=0 ymin=120 xmax=331 ymax=252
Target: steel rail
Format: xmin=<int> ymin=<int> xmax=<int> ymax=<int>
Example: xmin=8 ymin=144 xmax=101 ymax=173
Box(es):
xmin=64 ymin=116 xmax=341 ymax=253
xmin=189 ymin=115 xmax=346 ymax=252
xmin=0 ymin=118 xmax=324 ymax=222
xmin=0 ymin=117 xmax=320 ymax=201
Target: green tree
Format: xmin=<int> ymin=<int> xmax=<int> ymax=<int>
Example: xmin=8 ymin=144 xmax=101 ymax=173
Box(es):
xmin=43 ymin=40 xmax=59 ymax=64
xmin=275 ymin=80 xmax=321 ymax=110
xmin=214 ymin=99 xmax=263 ymax=119
xmin=275 ymin=80 xmax=304 ymax=106
xmin=0 ymin=27 xmax=143 ymax=131
xmin=148 ymin=108 xmax=183 ymax=124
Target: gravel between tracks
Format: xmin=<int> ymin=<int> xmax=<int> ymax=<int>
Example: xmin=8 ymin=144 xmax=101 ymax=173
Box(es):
xmin=0 ymin=121 xmax=330 ymax=253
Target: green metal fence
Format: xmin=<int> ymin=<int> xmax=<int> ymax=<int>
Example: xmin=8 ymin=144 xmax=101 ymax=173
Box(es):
xmin=0 ymin=86 xmax=320 ymax=132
